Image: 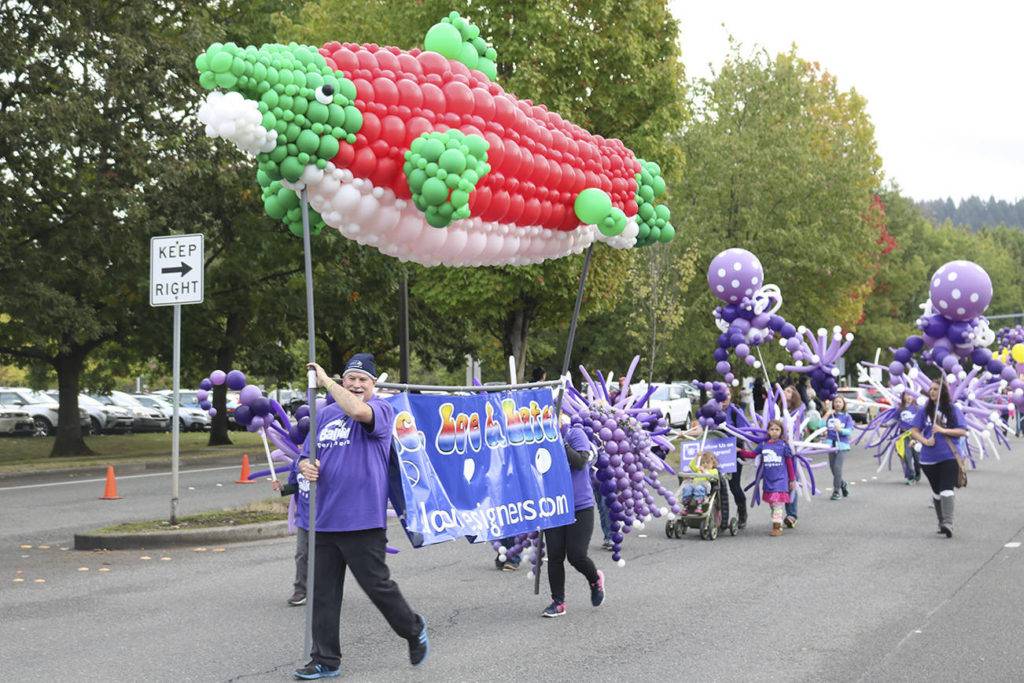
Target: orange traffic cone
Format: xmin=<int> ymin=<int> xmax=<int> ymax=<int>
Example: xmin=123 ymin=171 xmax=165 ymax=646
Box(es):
xmin=235 ymin=453 xmax=257 ymax=484
xmin=100 ymin=466 xmax=122 ymax=500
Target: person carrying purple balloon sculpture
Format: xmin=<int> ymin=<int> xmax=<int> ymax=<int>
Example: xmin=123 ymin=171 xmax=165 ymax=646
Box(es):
xmin=909 ymin=378 xmax=967 ymax=538
xmin=757 ymin=419 xmax=797 ymax=537
xmin=541 ymin=415 xmax=605 ymax=618
xmin=295 ymin=354 xmax=428 ymax=679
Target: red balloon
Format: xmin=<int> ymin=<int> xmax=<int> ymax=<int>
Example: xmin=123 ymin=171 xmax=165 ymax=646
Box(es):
xmin=350 ymin=146 xmax=377 ymax=178
xmin=370 ymin=140 xmax=389 ymax=157
xmin=558 ymin=162 xmax=575 ymax=190
xmin=493 ymin=95 xmax=516 ymax=127
xmin=534 ymin=125 xmax=552 ymax=151
xmin=374 ymin=49 xmax=400 ymax=72
xmin=353 ymin=78 xmax=374 ymax=102
xmin=405 ymin=116 xmax=432 ymax=145
xmin=331 ymin=48 xmax=358 ymax=73
xmin=448 ymin=60 xmax=471 ymax=80
xmin=372 ymin=77 xmax=399 ymax=107
xmin=380 ymin=115 xmax=406 ymax=148
xmin=501 ymin=140 xmax=521 ymax=177
xmin=471 ymin=88 xmax=495 ymax=120
xmin=505 ymin=192 xmax=525 ymax=224
xmin=332 ymin=142 xmax=355 ymax=169
xmin=459 ymin=124 xmax=484 ymax=138
xmin=393 ymin=172 xmax=411 ymax=200
xmin=483 ymin=189 xmax=510 ymax=223
xmin=360 ymin=112 xmax=381 ymax=142
xmin=571 ymin=167 xmax=586 ymax=192
xmin=417 ymin=50 xmax=448 ymax=76
xmin=538 ymin=201 xmax=554 ymax=227
xmin=584 ymin=170 xmax=601 ymax=189
xmin=624 ymin=199 xmax=638 ymax=216
xmin=443 ymin=112 xmax=461 ymax=127
xmin=370 ymin=156 xmax=399 ymax=187
xmin=469 ymin=185 xmax=492 ymax=215
xmin=420 ymin=83 xmax=446 ymax=114
xmin=355 ymin=49 xmax=377 ymax=71
xmin=517 ymin=147 xmax=534 ymax=179
xmin=396 ymin=53 xmax=422 ymax=76
xmin=396 ymin=78 xmax=423 ymax=109
xmin=522 ymin=197 xmax=541 ymax=225
xmin=531 ymin=156 xmax=550 ymax=186
xmin=443 ymin=81 xmax=474 ymax=116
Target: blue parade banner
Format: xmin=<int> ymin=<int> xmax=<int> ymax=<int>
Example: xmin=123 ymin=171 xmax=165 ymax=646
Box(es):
xmin=678 ymin=436 xmax=737 ymax=474
xmin=385 ymin=388 xmax=575 ymax=547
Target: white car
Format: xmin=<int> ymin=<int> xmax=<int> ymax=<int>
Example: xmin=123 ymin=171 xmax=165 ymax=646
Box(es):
xmin=834 ymin=387 xmax=879 ymax=424
xmin=0 ymin=387 xmax=90 ymax=437
xmin=0 ymin=404 xmax=34 ymax=436
xmin=135 ymin=394 xmax=211 ymax=431
xmin=631 ymin=382 xmax=693 ymax=427
xmin=89 ymin=391 xmax=169 ymax=432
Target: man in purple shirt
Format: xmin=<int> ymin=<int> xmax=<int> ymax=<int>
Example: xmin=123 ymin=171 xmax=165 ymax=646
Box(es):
xmin=294 ymin=354 xmax=427 ymax=680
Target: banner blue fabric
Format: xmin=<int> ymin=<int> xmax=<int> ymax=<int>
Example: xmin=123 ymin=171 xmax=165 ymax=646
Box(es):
xmin=385 ymin=388 xmax=575 ymax=547
xmin=678 ymin=436 xmax=738 ymax=474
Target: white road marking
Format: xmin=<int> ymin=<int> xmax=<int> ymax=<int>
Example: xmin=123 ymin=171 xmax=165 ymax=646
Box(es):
xmin=0 ymin=465 xmax=240 ymax=491
xmin=1005 ymin=542 xmax=1021 ymax=548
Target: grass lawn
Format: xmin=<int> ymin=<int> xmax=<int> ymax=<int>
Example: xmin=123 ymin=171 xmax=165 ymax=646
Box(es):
xmin=96 ymin=498 xmax=288 ymax=534
xmin=0 ymin=430 xmax=265 ymax=474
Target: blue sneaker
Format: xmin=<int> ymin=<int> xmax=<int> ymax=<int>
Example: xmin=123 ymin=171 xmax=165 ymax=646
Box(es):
xmin=409 ymin=615 xmax=429 ymax=666
xmin=293 ymin=662 xmax=340 ymax=680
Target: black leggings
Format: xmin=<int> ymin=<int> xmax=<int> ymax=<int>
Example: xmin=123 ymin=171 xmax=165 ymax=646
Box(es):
xmin=922 ymin=459 xmax=958 ymax=495
xmin=728 ymin=462 xmax=746 ymax=517
xmin=545 ymin=506 xmax=599 ymax=602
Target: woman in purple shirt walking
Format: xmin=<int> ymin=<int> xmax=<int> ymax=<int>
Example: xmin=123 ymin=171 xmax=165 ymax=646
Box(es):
xmin=910 ymin=379 xmax=967 ymax=538
xmin=541 ymin=416 xmax=606 ymax=618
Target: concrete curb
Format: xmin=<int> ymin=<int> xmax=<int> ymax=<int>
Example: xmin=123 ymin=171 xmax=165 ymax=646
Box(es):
xmin=0 ymin=454 xmax=248 ymax=483
xmin=74 ymin=520 xmax=291 ymax=550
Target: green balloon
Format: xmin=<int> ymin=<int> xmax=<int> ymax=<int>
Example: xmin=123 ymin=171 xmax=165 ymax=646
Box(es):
xmin=439 ymin=148 xmax=467 ymax=174
xmin=639 ymin=202 xmax=655 ymax=220
xmin=198 ymin=71 xmax=217 ymax=89
xmin=450 ymin=190 xmax=470 ymax=208
xmin=209 ymin=51 xmax=233 ymax=74
xmin=654 ymin=204 xmax=671 ymax=221
xmin=458 ymin=42 xmax=479 ymax=69
xmin=407 ymin=168 xmax=427 ymax=192
xmin=296 ymin=129 xmax=319 ymax=154
xmin=265 ymin=196 xmax=285 ymax=219
xmin=478 ymin=58 xmax=496 ymax=80
xmin=464 ymin=135 xmax=488 ymax=159
xmin=278 ymin=188 xmax=299 ymax=211
xmin=426 ymin=211 xmax=449 ymax=228
xmin=318 ymin=135 xmax=339 ymax=159
xmin=280 ymin=156 xmax=304 ymax=183
xmin=659 ymin=224 xmax=675 ymax=242
xmin=652 ymin=176 xmax=666 ymax=197
xmin=214 ymin=72 xmax=237 ymax=89
xmin=421 ymin=177 xmax=449 ymax=206
xmin=342 ymin=106 xmax=362 ymax=134
xmin=639 ymin=185 xmax=655 ymax=202
xmin=574 ymin=188 xmax=612 ymax=225
xmin=424 ymin=22 xmax=463 ymax=58
xmin=421 ymin=138 xmax=445 ymax=163
xmin=307 ymin=101 xmax=328 ymax=124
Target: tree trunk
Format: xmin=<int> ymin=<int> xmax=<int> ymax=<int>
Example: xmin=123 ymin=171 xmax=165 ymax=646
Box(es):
xmin=51 ymin=353 xmax=93 ymax=457
xmin=324 ymin=336 xmax=350 ymax=377
xmin=501 ymin=304 xmax=534 ymax=382
xmin=207 ymin=312 xmax=245 ymax=446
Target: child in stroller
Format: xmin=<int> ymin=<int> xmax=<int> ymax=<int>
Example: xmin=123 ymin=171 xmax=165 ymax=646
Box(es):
xmin=681 ymin=451 xmax=718 ymax=512
xmin=665 ymin=451 xmax=739 ymax=540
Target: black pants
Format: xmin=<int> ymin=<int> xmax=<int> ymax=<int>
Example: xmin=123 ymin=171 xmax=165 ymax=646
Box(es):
xmin=544 ymin=506 xmax=599 ymax=602
xmin=727 ymin=462 xmax=746 ymax=520
xmin=311 ymin=528 xmax=419 ymax=669
xmin=922 ymin=459 xmax=958 ymax=495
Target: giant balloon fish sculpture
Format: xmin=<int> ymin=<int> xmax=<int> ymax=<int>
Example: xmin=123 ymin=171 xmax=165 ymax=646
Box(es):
xmin=194 ymin=12 xmax=675 ymax=267
xmin=702 ymin=247 xmax=852 ymax=426
xmin=492 ymin=357 xmax=682 ymax=570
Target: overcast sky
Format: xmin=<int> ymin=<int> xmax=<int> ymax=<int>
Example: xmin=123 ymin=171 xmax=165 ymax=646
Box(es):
xmin=669 ymin=1 xmax=1023 ymax=201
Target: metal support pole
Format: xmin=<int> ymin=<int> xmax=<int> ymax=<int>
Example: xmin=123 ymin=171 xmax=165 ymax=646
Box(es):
xmin=170 ymin=304 xmax=180 ymax=525
xmin=399 ymin=268 xmax=410 ymax=383
xmin=536 ymin=244 xmax=594 ymax=596
xmin=301 ymin=188 xmax=318 ymax=657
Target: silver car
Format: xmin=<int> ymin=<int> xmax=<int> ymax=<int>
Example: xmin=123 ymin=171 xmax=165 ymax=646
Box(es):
xmin=46 ymin=391 xmax=133 ymax=435
xmin=0 ymin=404 xmax=34 ymax=436
xmin=135 ymin=394 xmax=211 ymax=432
xmin=89 ymin=391 xmax=169 ymax=432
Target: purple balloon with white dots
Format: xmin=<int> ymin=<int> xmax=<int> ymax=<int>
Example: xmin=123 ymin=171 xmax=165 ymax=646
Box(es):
xmin=929 ymin=260 xmax=992 ymax=321
xmin=707 ymin=248 xmax=764 ymax=304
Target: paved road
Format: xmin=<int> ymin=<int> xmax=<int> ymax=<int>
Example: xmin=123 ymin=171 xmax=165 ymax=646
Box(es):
xmin=3 ymin=442 xmax=1024 ymax=681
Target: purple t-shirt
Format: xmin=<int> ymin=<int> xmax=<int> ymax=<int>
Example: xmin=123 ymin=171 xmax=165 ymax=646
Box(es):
xmin=286 ymin=460 xmax=310 ymax=530
xmin=300 ymin=398 xmax=395 ymax=532
xmin=897 ymin=406 xmax=918 ymax=431
xmin=563 ymin=426 xmax=595 ymax=511
xmin=911 ymin=405 xmax=965 ymax=465
xmin=758 ymin=440 xmax=793 ymax=494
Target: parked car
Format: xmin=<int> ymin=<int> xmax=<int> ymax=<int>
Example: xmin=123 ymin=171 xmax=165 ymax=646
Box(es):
xmin=834 ymin=387 xmax=880 ymax=424
xmin=134 ymin=394 xmax=211 ymax=431
xmin=89 ymin=391 xmax=169 ymax=432
xmin=0 ymin=387 xmax=90 ymax=436
xmin=156 ymin=389 xmax=240 ymax=428
xmin=0 ymin=404 xmax=34 ymax=436
xmin=46 ymin=391 xmax=133 ymax=435
xmin=631 ymin=382 xmax=693 ymax=427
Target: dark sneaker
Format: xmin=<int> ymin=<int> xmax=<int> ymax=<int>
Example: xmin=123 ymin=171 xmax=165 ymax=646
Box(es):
xmin=830 ymin=491 xmax=841 ymax=501
xmin=590 ymin=570 xmax=605 ymax=607
xmin=494 ymin=556 xmax=505 ymax=570
xmin=783 ymin=516 xmax=797 ymax=528
xmin=601 ymin=539 xmax=613 ymax=550
xmin=501 ymin=560 xmax=519 ymax=572
xmin=541 ymin=601 xmax=566 ymax=618
xmin=408 ymin=615 xmax=429 ymax=666
xmin=841 ymin=482 xmax=849 ymax=497
xmin=287 ymin=591 xmax=307 ymax=606
xmin=294 ymin=662 xmax=340 ymax=680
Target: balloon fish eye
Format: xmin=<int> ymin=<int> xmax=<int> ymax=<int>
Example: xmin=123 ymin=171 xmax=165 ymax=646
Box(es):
xmin=315 ymin=84 xmax=333 ymax=104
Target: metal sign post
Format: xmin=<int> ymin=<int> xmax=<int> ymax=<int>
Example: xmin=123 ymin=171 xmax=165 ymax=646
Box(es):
xmin=300 ymin=189 xmax=318 ymax=658
xmin=150 ymin=233 xmax=204 ymax=525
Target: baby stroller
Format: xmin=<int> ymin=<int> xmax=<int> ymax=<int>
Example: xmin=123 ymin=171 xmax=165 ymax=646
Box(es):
xmin=664 ymin=470 xmax=738 ymax=541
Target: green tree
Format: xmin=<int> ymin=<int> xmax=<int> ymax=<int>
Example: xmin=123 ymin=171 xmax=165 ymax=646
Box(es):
xmin=669 ymin=45 xmax=883 ymax=381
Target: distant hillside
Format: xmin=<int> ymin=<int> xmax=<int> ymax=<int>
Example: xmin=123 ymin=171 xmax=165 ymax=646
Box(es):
xmin=917 ymin=196 xmax=1024 ymax=231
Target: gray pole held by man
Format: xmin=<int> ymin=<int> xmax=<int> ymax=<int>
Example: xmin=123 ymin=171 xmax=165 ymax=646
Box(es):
xmin=300 ymin=188 xmax=318 ymax=656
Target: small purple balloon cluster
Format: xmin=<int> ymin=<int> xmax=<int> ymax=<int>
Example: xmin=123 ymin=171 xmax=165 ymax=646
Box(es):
xmin=996 ymin=325 xmax=1024 ymax=352
xmin=887 ymin=261 xmax=1019 ymax=389
xmin=694 ymin=380 xmax=731 ymax=428
xmin=196 ymin=368 xmax=249 ymax=418
xmin=707 ymin=248 xmax=850 ymax=402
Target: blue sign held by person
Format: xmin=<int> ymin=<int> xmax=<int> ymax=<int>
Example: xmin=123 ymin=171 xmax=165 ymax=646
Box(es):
xmin=678 ymin=436 xmax=738 ymax=474
xmin=386 ymin=388 xmax=575 ymax=546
